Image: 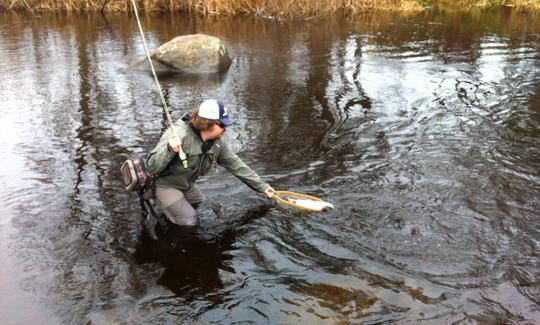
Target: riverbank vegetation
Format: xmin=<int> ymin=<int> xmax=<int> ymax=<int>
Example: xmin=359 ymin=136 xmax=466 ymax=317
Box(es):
xmin=1 ymin=0 xmax=538 ymax=16
xmin=430 ymin=0 xmax=540 ymax=11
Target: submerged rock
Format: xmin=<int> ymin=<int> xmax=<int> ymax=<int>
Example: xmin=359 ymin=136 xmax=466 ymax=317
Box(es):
xmin=151 ymin=34 xmax=232 ymax=74
xmin=130 ymin=58 xmax=179 ymax=74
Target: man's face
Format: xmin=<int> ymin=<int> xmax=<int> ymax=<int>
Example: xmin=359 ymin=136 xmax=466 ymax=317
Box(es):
xmin=207 ymin=122 xmax=227 ymax=140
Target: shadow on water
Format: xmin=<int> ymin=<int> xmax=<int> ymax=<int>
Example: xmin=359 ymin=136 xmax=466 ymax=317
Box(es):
xmin=133 ymin=205 xmax=272 ymax=298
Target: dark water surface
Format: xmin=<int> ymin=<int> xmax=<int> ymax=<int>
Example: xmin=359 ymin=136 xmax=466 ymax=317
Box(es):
xmin=1 ymin=9 xmax=539 ymax=324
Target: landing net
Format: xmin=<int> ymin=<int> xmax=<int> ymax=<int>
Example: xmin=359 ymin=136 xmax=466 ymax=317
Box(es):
xmin=272 ymin=191 xmax=334 ymax=212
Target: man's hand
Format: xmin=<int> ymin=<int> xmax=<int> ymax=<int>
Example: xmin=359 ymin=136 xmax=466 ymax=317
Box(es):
xmin=168 ymin=133 xmax=181 ymax=153
xmin=264 ymin=186 xmax=276 ymax=198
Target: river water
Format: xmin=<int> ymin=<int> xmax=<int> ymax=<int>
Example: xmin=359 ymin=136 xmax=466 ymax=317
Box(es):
xmin=0 ymin=9 xmax=539 ymax=324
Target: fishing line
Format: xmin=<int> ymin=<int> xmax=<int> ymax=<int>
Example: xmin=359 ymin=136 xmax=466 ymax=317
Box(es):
xmin=129 ymin=0 xmax=187 ymax=167
xmin=129 ymin=1 xmax=332 ymax=211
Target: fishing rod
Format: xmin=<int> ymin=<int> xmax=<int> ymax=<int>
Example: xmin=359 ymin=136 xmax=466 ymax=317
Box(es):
xmin=128 ymin=1 xmax=334 ymax=213
xmin=129 ymin=0 xmax=187 ymax=168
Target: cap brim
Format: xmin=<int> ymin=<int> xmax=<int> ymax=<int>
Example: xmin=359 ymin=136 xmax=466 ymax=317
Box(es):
xmin=220 ymin=116 xmax=235 ymax=126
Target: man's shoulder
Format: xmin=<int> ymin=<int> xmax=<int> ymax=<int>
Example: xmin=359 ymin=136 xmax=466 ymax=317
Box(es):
xmin=215 ymin=138 xmax=234 ymax=155
xmin=172 ymin=120 xmax=191 ymax=136
xmin=174 ymin=119 xmax=190 ymax=128
xmin=216 ymin=138 xmax=229 ymax=147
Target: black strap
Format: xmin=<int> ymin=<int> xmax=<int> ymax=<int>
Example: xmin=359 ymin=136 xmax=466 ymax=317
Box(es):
xmin=138 ymin=192 xmax=167 ymax=227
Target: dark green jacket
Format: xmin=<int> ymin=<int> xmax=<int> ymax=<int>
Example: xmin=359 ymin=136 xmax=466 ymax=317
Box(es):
xmin=147 ymin=120 xmax=269 ymax=193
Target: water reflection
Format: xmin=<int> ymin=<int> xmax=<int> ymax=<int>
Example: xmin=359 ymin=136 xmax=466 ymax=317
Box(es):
xmin=134 ymin=205 xmax=271 ymax=297
xmin=0 ymin=8 xmax=539 ymax=324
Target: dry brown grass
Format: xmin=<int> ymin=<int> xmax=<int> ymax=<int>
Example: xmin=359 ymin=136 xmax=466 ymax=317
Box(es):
xmin=500 ymin=0 xmax=540 ymax=10
xmin=432 ymin=0 xmax=540 ymax=11
xmin=1 ymin=0 xmax=424 ymax=15
xmin=1 ymin=0 xmax=538 ymax=15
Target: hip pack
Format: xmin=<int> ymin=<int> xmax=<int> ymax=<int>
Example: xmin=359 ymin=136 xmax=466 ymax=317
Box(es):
xmin=121 ymin=156 xmax=154 ymax=192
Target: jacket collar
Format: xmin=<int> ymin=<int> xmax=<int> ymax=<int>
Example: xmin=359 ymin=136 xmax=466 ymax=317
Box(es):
xmin=188 ymin=122 xmax=218 ymax=155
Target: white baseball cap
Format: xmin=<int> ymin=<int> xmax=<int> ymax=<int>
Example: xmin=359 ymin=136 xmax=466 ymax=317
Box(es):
xmin=198 ymin=99 xmax=235 ymax=126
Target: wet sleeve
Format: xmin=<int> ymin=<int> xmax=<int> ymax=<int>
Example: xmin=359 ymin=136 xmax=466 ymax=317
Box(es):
xmin=217 ymin=141 xmax=269 ymax=193
xmin=147 ymin=124 xmax=185 ymax=175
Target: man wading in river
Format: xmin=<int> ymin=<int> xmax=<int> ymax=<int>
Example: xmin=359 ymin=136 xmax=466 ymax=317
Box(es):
xmin=147 ymin=99 xmax=275 ymax=226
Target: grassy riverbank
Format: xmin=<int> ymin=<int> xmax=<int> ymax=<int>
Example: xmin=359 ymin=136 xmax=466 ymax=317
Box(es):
xmin=430 ymin=0 xmax=540 ymax=11
xmin=1 ymin=0 xmax=538 ymax=16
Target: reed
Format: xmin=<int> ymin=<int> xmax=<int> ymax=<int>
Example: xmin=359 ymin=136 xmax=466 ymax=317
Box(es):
xmin=0 ymin=0 xmax=424 ymax=15
xmin=1 ymin=0 xmax=538 ymax=14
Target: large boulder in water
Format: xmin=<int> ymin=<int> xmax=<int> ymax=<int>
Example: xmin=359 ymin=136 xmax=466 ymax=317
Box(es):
xmin=151 ymin=34 xmax=231 ymax=74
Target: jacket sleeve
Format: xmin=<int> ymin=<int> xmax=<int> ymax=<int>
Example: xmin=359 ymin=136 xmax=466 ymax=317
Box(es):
xmin=147 ymin=124 xmax=185 ymax=175
xmin=217 ymin=141 xmax=269 ymax=193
